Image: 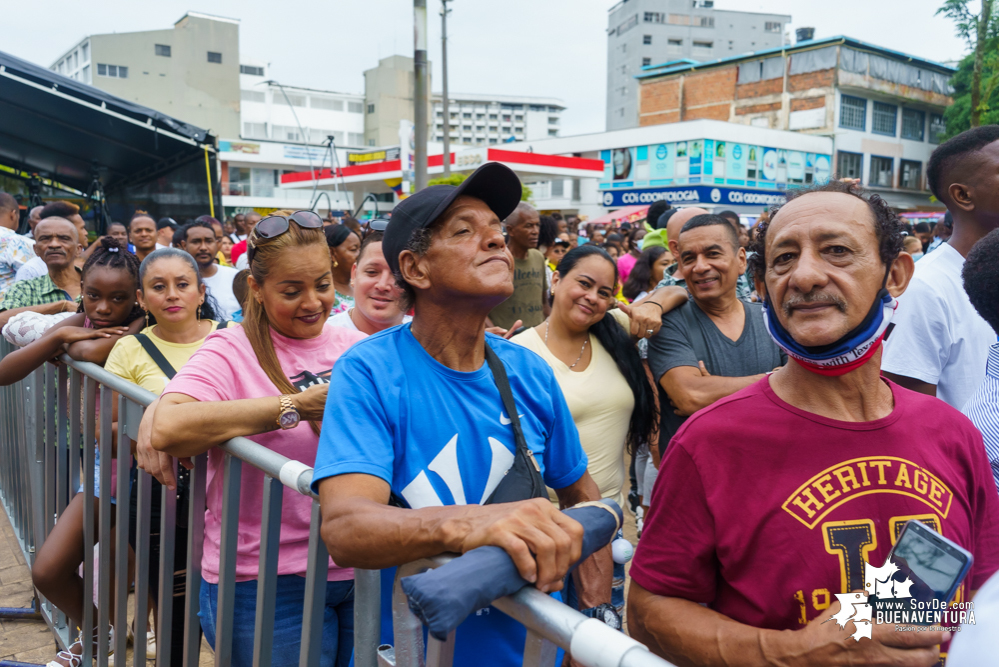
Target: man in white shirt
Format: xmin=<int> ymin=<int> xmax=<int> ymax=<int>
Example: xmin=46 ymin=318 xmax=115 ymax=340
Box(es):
xmin=0 ymin=192 xmax=35 ymax=299
xmin=180 ymin=220 xmax=240 ymax=320
xmin=883 ymin=126 xmax=999 ymax=409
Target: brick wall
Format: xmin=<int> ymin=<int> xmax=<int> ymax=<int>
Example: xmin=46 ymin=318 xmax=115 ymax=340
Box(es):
xmin=639 ymin=110 xmax=681 ymax=126
xmin=683 ymin=67 xmax=737 ymax=109
xmin=789 ymin=69 xmax=835 ymax=92
xmin=640 ymin=79 xmax=681 ymax=116
xmin=790 ymin=96 xmax=826 ymax=111
xmin=735 ymin=101 xmax=782 ymax=115
xmin=736 ymin=78 xmax=783 ymax=99
xmin=684 ymin=104 xmax=731 ymax=121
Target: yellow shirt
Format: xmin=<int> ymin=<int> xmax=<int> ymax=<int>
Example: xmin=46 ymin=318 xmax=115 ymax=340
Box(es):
xmin=511 ymin=309 xmax=635 ymax=508
xmin=104 ymin=322 xmax=223 ymax=395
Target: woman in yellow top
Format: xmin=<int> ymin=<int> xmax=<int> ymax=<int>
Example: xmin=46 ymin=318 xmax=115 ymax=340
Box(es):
xmin=104 ymin=247 xmax=230 ymax=664
xmin=511 ymin=244 xmax=685 ymax=616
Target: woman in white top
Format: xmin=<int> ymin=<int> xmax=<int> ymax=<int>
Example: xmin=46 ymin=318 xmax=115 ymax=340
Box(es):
xmin=326 ymin=232 xmax=411 ymax=335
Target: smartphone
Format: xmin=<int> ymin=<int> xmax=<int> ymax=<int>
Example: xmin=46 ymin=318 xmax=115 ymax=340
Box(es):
xmin=886 ymin=520 xmax=973 ymax=606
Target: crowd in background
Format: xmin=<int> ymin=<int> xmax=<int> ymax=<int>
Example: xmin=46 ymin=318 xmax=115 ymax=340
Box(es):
xmin=0 ymin=125 xmax=997 ymax=667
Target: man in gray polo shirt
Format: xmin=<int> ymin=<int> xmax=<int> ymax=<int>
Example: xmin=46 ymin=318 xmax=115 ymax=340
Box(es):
xmin=648 ymin=214 xmax=785 ymax=455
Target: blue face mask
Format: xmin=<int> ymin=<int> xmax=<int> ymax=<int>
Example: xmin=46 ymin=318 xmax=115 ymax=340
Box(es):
xmin=911 ymin=252 xmax=923 ymax=261
xmin=762 ymin=282 xmax=897 ymax=376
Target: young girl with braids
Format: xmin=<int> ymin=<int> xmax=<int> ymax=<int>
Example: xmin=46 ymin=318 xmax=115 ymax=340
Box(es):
xmin=142 ymin=211 xmax=365 ymax=666
xmin=0 ymin=238 xmax=144 ymax=667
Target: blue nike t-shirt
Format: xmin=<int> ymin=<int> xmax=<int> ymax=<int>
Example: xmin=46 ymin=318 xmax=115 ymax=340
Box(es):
xmin=312 ymin=324 xmax=587 ymax=667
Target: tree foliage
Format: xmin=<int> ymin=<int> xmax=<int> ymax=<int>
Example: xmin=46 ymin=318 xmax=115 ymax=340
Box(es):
xmin=943 ymin=36 xmax=999 ymax=137
xmin=938 ymin=0 xmax=999 ymax=129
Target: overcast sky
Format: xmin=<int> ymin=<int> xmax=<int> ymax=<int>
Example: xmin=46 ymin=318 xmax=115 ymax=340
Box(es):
xmin=4 ymin=0 xmax=974 ymax=136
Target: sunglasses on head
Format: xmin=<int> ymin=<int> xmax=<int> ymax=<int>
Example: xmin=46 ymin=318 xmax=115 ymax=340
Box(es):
xmin=247 ymin=210 xmax=323 ymax=264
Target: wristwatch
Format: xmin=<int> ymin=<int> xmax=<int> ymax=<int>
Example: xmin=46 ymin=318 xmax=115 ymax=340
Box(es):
xmin=276 ymin=394 xmax=301 ymax=430
xmin=581 ymin=603 xmax=622 ymax=630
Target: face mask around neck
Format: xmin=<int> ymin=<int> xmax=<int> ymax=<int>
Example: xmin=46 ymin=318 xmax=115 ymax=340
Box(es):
xmin=761 ymin=269 xmax=897 ymax=377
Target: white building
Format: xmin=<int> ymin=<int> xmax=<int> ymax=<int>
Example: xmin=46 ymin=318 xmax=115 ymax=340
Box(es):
xmin=238 ymin=61 xmax=366 ymax=147
xmin=432 ymin=93 xmax=565 ymax=146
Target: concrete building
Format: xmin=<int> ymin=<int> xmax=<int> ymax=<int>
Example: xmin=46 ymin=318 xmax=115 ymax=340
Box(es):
xmin=607 ymin=0 xmax=790 ymax=131
xmin=634 ymin=36 xmax=954 ymax=209
xmin=506 ymin=119 xmax=833 ymax=219
xmin=363 ymin=55 xmax=432 ymax=148
xmin=50 ymin=12 xmax=241 ymax=138
xmin=431 ymin=93 xmax=565 ymax=146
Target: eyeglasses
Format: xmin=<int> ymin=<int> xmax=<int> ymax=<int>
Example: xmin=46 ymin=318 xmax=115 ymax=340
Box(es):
xmin=247 ymin=210 xmax=323 ymax=264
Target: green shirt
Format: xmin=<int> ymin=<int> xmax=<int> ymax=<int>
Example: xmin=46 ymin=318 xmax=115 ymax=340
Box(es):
xmin=489 ymin=248 xmax=548 ymax=329
xmin=0 ymin=271 xmax=79 ymax=311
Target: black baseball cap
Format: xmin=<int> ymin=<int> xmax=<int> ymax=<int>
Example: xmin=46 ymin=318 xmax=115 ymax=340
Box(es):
xmin=383 ymin=162 xmax=522 ymax=275
xmin=157 ymin=217 xmax=178 ymax=231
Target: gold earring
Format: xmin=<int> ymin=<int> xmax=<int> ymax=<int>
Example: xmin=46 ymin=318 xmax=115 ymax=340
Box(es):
xmin=197 ymin=303 xmax=202 ymax=322
xmin=144 ymin=309 xmax=149 ymax=328
xmin=333 ymin=259 xmax=339 ymax=268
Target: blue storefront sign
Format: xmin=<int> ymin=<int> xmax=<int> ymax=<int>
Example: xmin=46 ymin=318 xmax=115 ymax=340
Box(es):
xmin=600 ymin=185 xmax=787 ymax=208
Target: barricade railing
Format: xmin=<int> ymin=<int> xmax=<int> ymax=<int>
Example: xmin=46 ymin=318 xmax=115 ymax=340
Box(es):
xmin=0 ymin=339 xmax=675 ymax=667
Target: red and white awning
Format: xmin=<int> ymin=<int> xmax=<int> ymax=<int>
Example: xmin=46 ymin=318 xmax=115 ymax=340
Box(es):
xmin=280 ymin=147 xmax=604 ymax=189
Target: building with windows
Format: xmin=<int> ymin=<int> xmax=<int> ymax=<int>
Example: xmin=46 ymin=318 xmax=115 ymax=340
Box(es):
xmin=634 ymin=36 xmax=954 ymax=209
xmin=607 ymin=0 xmax=790 ymax=131
xmin=49 ymin=12 xmax=241 ymax=138
xmin=238 ymin=61 xmax=366 ymax=147
xmin=431 ymin=93 xmax=565 ymax=146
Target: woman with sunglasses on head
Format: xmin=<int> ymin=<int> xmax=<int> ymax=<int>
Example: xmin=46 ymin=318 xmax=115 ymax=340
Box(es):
xmin=138 ymin=210 xmax=366 ymax=666
xmin=324 ymin=224 xmax=362 ymax=316
xmin=327 ymin=231 xmax=411 ymax=336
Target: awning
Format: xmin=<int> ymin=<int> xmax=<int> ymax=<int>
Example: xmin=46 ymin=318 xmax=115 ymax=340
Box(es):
xmin=0 ymin=49 xmax=216 ymax=198
xmin=587 ymin=205 xmax=649 ymax=225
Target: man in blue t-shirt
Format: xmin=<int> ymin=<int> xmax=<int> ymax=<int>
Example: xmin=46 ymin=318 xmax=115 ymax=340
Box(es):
xmin=312 ymin=163 xmax=612 ymax=666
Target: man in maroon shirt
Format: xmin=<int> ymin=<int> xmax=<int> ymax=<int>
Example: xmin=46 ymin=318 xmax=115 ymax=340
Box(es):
xmin=628 ymin=181 xmax=999 ymax=666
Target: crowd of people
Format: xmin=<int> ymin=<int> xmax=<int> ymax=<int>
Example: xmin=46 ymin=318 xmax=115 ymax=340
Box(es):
xmin=0 ymin=126 xmax=998 ymax=667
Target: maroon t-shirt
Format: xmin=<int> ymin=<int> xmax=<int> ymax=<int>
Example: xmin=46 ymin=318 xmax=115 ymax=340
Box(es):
xmin=631 ymin=377 xmax=999 ymax=631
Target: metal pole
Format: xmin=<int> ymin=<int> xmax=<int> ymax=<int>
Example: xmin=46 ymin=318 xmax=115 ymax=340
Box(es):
xmin=440 ymin=0 xmax=451 ymax=177
xmin=414 ymin=0 xmax=429 ymax=191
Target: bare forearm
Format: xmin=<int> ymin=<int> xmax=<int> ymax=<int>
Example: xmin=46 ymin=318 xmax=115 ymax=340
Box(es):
xmin=669 ymin=374 xmax=764 ymax=414
xmin=645 ymin=285 xmax=688 ymax=312
xmin=151 ymin=395 xmax=282 ymax=456
xmin=629 ymin=586 xmax=789 ymax=667
xmin=0 ymin=334 xmax=66 ymax=385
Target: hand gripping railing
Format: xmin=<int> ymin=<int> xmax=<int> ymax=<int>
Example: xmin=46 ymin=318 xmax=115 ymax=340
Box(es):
xmin=0 ymin=338 xmax=676 ymax=667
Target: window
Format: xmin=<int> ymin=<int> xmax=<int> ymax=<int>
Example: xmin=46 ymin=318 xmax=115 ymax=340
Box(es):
xmin=692 ymin=41 xmax=713 ymax=55
xmin=871 ymin=102 xmax=897 ymax=136
xmin=489 ymin=114 xmax=498 ymax=120
xmin=551 ymin=180 xmax=564 ymax=197
xmin=837 ymin=151 xmax=863 ymax=180
xmin=82 ymin=43 xmax=88 ymax=62
xmin=367 ymin=103 xmax=375 ymax=114
xmin=870 ymin=156 xmax=894 ymax=187
xmin=242 ymin=122 xmax=267 ymax=139
xmin=614 ymin=14 xmax=639 ymax=36
xmin=463 ymin=112 xmax=472 ymax=119
xmin=349 ymin=132 xmax=365 ymax=145
xmin=155 ymin=44 xmax=171 ymax=57
xmin=668 ymin=14 xmax=690 ymax=25
xmin=368 ymin=139 xmax=375 ymax=146
xmin=347 ymin=101 xmax=363 ymax=114
xmin=548 ymin=129 xmax=558 ymax=136
xmin=240 ymin=90 xmax=265 ymax=103
xmin=283 ymin=94 xmax=306 ymax=107
xmin=929 ymin=114 xmax=946 ymax=144
xmin=548 ymin=117 xmax=559 ymax=125
xmin=642 ymin=57 xmax=652 ymax=67
xmin=240 ymin=65 xmax=264 ymax=76
xmin=462 ymin=125 xmax=472 ymax=131
xmin=694 ymin=16 xmax=714 ymax=27
xmin=900 ymin=160 xmax=922 ymax=189
xmin=273 ymin=125 xmax=302 ymax=142
xmin=765 ymin=22 xmax=782 ymax=33
xmin=643 ymin=12 xmax=666 ymax=23
xmin=207 ymin=52 xmax=222 ymax=64
xmin=839 ymin=95 xmax=866 ymax=130
xmin=643 ymin=35 xmax=652 ymax=45
xmin=901 ymin=108 xmax=925 ymax=141
xmin=97 ymin=63 xmax=128 ymax=79
xmin=311 ymin=97 xmax=344 ymax=111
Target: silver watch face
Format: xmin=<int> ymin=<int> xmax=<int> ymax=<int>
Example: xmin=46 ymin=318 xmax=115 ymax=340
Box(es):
xmin=279 ymin=410 xmax=300 ymax=429
xmin=601 ymin=606 xmax=621 ymax=630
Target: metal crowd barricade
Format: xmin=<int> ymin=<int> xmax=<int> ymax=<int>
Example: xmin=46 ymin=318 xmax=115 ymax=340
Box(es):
xmin=0 ymin=339 xmax=675 ymax=667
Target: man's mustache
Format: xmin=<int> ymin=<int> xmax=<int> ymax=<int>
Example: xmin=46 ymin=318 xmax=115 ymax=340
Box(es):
xmin=782 ymin=291 xmax=847 ymax=316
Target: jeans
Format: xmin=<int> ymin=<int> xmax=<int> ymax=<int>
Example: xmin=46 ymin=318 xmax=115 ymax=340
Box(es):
xmin=199 ymin=575 xmax=354 ymax=667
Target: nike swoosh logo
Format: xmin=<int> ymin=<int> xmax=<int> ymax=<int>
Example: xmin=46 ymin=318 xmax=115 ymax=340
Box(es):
xmin=499 ymin=412 xmax=524 ymax=426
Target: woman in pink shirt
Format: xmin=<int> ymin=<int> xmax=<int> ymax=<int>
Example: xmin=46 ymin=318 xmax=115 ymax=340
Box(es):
xmin=147 ymin=211 xmax=365 ymax=667
xmin=616 ymin=226 xmax=646 ymax=284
